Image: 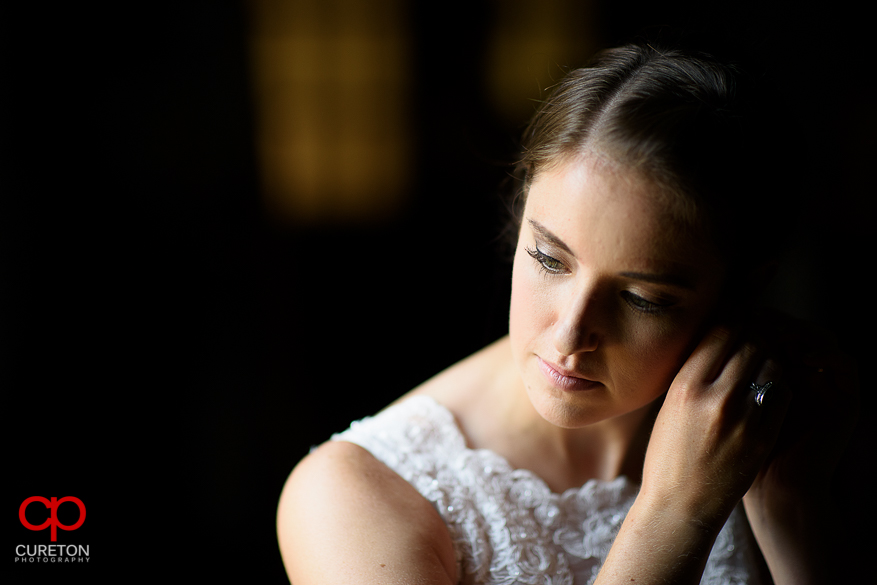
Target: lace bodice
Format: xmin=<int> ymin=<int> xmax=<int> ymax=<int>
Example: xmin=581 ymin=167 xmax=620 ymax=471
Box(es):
xmin=331 ymin=395 xmax=765 ymax=585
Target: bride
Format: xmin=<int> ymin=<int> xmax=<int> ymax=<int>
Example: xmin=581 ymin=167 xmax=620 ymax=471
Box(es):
xmin=276 ymin=42 xmax=859 ymax=584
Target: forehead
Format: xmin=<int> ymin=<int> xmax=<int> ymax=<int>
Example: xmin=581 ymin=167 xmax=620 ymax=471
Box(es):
xmin=524 ymin=155 xmax=720 ymax=275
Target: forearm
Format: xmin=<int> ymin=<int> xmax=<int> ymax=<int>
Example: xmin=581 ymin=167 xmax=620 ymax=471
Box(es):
xmin=744 ymin=492 xmax=858 ymax=584
xmin=594 ymin=495 xmax=725 ymax=585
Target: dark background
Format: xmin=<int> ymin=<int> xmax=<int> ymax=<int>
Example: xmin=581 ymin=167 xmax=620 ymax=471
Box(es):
xmin=4 ymin=1 xmax=874 ymax=582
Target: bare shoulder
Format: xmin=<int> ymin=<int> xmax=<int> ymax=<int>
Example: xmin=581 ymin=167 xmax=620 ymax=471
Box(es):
xmin=277 ymin=440 xmax=457 ymax=585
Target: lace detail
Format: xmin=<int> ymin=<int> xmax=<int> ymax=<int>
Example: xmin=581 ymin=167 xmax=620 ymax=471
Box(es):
xmin=331 ymin=395 xmax=764 ymax=585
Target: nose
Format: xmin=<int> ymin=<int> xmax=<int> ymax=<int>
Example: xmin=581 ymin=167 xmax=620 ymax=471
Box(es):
xmin=552 ymin=283 xmax=602 ymax=356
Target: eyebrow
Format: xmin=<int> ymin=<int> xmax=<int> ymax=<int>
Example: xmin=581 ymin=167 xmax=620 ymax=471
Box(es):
xmin=527 ymin=219 xmax=697 ymax=290
xmin=527 ymin=219 xmax=575 ymax=256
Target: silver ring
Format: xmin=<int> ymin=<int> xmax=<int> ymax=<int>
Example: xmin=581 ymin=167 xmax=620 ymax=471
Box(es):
xmin=750 ymin=381 xmax=773 ymax=406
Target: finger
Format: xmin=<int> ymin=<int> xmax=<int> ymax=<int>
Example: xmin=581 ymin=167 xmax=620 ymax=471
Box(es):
xmin=677 ymin=325 xmax=742 ymax=386
xmin=713 ymin=334 xmax=766 ymax=398
xmin=745 ymin=358 xmax=791 ymax=465
xmin=747 ymin=357 xmax=787 ymax=414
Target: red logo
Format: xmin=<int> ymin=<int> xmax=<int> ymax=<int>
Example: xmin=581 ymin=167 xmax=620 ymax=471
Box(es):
xmin=19 ymin=497 xmax=86 ymax=542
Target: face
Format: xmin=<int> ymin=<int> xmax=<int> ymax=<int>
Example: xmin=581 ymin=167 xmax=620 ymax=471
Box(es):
xmin=509 ymin=154 xmax=725 ymax=428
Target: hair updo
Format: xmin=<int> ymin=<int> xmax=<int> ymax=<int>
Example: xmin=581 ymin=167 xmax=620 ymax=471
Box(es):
xmin=513 ymin=42 xmax=792 ymax=278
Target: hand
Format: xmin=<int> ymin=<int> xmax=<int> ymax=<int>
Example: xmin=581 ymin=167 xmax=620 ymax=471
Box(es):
xmin=738 ymin=313 xmax=860 ymax=584
xmin=640 ymin=324 xmax=792 ymax=528
xmin=600 ymin=324 xmax=791 ymax=585
xmin=744 ymin=313 xmax=859 ymax=503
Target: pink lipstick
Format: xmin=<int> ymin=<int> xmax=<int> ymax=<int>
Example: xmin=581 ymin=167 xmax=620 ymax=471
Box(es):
xmin=537 ymin=357 xmax=602 ymax=392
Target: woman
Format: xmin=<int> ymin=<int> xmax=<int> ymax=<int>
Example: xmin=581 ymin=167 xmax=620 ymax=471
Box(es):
xmin=277 ymin=43 xmax=859 ymax=584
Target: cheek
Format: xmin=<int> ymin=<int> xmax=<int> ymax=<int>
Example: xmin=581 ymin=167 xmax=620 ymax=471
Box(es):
xmin=615 ymin=314 xmax=708 ymax=396
xmin=611 ymin=329 xmax=664 ymax=387
xmin=508 ymin=264 xmax=528 ymax=345
xmin=509 ymin=253 xmax=551 ymax=342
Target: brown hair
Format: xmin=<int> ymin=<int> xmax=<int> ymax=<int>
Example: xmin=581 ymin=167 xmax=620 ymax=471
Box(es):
xmin=511 ymin=43 xmax=788 ymax=275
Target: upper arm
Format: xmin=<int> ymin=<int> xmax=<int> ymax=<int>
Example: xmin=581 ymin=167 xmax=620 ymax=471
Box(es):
xmin=277 ymin=440 xmax=458 ymax=585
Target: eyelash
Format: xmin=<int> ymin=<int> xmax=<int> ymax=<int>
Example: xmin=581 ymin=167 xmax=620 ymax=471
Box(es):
xmin=525 ymin=246 xmax=566 ymax=274
xmin=620 ymin=291 xmax=672 ymax=315
xmin=525 ymin=245 xmax=673 ymax=315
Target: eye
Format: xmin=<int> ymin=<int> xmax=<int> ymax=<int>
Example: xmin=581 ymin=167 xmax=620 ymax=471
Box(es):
xmin=620 ymin=291 xmax=673 ymax=314
xmin=526 ymin=246 xmax=567 ymax=274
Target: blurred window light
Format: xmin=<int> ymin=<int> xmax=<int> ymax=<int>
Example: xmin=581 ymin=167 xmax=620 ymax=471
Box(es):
xmin=485 ymin=0 xmax=596 ymax=125
xmin=249 ymin=0 xmax=412 ymax=225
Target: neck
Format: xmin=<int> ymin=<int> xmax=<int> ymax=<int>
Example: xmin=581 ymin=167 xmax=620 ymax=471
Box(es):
xmin=504 ymin=390 xmax=660 ymax=490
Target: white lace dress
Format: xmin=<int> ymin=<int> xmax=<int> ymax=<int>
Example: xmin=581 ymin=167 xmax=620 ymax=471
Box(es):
xmin=331 ymin=395 xmax=766 ymax=585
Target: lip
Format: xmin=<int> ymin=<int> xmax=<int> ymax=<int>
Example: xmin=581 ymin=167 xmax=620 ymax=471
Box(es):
xmin=537 ymin=357 xmax=602 ymax=392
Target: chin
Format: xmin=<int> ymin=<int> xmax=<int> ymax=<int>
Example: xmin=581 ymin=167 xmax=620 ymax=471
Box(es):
xmin=526 ymin=385 xmax=615 ymax=429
